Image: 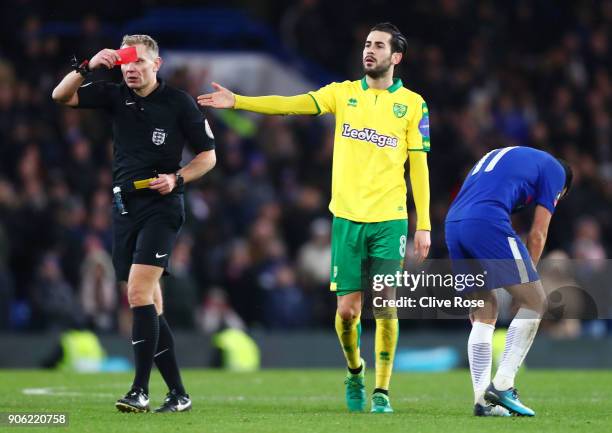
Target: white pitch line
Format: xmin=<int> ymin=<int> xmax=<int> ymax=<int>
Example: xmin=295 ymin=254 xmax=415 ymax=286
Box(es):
xmin=21 ymin=388 xmax=424 ymax=403
xmin=22 ymin=387 xmax=114 ymax=398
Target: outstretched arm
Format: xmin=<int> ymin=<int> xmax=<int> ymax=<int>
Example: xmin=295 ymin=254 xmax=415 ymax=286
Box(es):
xmin=197 ymin=82 xmax=319 ymax=115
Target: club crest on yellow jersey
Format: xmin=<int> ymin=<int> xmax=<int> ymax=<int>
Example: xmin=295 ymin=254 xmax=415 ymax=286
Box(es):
xmin=393 ymin=103 xmax=407 ymax=118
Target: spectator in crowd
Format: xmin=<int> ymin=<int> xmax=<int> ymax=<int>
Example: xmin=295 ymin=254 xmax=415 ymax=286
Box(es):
xmin=262 ymin=263 xmax=311 ymax=329
xmin=30 ymin=251 xmax=79 ymax=330
xmin=197 ymin=287 xmax=246 ymax=334
xmin=164 ymin=233 xmax=200 ymax=329
xmin=539 ymin=250 xmax=582 ymax=339
xmin=297 ymin=218 xmax=333 ymax=322
xmin=297 ymin=218 xmax=332 ymax=289
xmin=80 ymin=234 xmax=117 ymax=332
xmin=572 ymin=217 xmax=612 ymax=336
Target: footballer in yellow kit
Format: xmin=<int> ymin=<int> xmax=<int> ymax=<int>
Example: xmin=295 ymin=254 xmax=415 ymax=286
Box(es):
xmin=198 ymin=22 xmax=431 ymax=414
xmin=308 ymin=77 xmax=430 ymax=223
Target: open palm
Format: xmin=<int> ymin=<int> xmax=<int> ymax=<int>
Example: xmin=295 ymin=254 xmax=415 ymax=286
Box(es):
xmin=197 ymin=82 xmax=236 ymax=108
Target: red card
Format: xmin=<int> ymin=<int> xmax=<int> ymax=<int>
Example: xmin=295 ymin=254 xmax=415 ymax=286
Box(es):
xmin=115 ymin=46 xmax=138 ymax=65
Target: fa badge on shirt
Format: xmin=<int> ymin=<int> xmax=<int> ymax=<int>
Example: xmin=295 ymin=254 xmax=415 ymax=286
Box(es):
xmin=152 ymin=128 xmax=167 ymax=146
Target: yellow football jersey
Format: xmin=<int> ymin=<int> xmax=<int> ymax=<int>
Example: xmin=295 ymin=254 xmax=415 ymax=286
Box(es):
xmin=308 ymin=77 xmax=430 ymax=223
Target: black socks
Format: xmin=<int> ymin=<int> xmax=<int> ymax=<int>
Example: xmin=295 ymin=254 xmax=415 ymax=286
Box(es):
xmin=131 ymin=304 xmax=159 ymax=394
xmin=154 ymin=314 xmax=186 ymax=395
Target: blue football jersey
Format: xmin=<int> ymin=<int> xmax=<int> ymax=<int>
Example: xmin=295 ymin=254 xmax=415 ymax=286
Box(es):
xmin=446 ymin=146 xmax=566 ymax=223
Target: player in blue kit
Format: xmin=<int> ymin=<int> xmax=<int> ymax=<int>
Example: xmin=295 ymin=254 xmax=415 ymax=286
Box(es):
xmin=445 ymin=146 xmax=573 ymax=417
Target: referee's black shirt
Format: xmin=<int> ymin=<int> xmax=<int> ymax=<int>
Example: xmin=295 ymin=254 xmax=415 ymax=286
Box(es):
xmin=76 ymin=78 xmax=215 ymax=185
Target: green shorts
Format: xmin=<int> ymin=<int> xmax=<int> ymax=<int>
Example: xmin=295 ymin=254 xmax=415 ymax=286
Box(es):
xmin=330 ymin=216 xmax=408 ymax=296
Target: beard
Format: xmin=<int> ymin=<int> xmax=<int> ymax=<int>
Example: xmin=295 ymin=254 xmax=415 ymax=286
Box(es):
xmin=363 ymin=56 xmax=393 ymax=79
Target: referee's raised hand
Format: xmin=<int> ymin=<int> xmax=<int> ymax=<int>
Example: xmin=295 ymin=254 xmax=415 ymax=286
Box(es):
xmin=197 ymin=82 xmax=236 ymax=108
xmin=89 ymin=49 xmax=121 ymax=70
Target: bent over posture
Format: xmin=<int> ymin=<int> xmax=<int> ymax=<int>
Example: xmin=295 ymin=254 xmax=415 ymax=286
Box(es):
xmin=446 ymin=146 xmax=572 ymax=417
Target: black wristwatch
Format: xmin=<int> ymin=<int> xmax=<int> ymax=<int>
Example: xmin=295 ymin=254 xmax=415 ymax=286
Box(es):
xmin=71 ymin=55 xmax=92 ymax=77
xmin=175 ymin=172 xmax=184 ymax=188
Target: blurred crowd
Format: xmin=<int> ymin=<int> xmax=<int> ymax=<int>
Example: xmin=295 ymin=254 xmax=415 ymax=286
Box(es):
xmin=0 ymin=0 xmax=610 ymax=335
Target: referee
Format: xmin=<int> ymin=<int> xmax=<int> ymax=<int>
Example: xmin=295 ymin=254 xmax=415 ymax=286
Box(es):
xmin=52 ymin=35 xmax=216 ymax=413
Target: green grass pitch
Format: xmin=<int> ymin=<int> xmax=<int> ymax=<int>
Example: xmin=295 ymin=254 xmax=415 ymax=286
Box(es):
xmin=1 ymin=369 xmax=611 ymax=433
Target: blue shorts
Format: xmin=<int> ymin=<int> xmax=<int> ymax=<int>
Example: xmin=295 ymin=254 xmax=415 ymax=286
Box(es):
xmin=445 ymin=219 xmax=539 ymax=293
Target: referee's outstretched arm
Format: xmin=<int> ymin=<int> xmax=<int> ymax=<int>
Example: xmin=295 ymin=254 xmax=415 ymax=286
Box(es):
xmin=52 ymin=49 xmax=120 ymax=106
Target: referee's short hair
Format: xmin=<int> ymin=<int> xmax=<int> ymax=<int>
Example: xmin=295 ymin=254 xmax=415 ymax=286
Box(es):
xmin=121 ymin=34 xmax=159 ymax=57
xmin=369 ymin=22 xmax=407 ymax=57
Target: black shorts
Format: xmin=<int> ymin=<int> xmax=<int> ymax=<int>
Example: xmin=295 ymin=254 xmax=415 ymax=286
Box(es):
xmin=112 ymin=191 xmax=185 ymax=282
